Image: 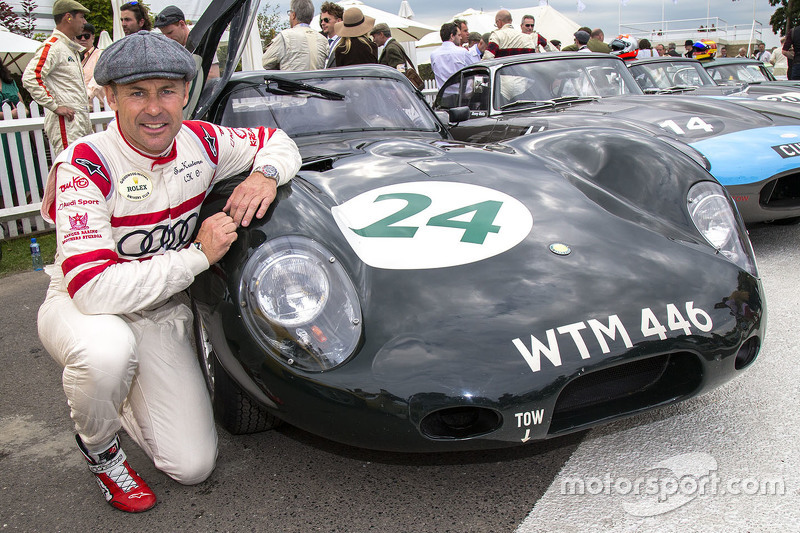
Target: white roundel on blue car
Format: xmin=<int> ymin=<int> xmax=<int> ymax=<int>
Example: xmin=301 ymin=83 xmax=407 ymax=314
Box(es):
xmin=331 ymin=181 xmax=533 ymax=269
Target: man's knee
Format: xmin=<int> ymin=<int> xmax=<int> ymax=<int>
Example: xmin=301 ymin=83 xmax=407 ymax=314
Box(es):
xmin=70 ymin=322 xmax=137 ymax=379
xmin=159 ymin=446 xmax=217 ymax=485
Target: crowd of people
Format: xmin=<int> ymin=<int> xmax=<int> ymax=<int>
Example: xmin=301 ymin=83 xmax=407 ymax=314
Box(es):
xmin=11 ymin=0 xmax=792 ymax=138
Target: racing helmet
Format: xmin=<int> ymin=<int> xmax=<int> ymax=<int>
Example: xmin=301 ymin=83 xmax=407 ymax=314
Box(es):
xmin=692 ymin=39 xmax=717 ymax=61
xmin=610 ymin=34 xmax=638 ymax=61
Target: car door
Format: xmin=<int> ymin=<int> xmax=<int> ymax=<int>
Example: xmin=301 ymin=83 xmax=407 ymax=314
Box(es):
xmin=185 ymin=0 xmax=260 ymax=119
xmin=436 ymin=69 xmax=507 ymax=143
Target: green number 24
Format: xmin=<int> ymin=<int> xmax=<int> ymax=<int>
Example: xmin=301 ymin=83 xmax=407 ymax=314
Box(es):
xmin=350 ymin=193 xmax=502 ymax=245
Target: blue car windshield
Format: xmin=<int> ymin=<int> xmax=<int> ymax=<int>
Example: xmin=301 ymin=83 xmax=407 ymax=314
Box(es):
xmin=495 ymin=57 xmax=641 ymax=108
xmin=220 ymin=76 xmax=439 ymax=137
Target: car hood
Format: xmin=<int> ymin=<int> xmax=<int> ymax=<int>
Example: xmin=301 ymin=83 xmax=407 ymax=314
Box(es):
xmin=211 ymin=128 xmax=755 ymax=380
xmin=477 ymin=95 xmax=800 ymax=182
xmin=550 ymin=94 xmax=784 ymax=137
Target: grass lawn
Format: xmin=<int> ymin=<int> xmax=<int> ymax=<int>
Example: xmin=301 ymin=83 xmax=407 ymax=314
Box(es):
xmin=0 ymin=232 xmax=57 ymax=277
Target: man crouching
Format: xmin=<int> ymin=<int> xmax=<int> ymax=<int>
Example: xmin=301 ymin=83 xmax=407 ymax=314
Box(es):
xmin=36 ymin=31 xmax=301 ymax=512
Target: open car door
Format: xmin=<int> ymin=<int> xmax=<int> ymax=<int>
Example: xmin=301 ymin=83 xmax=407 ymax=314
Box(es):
xmin=184 ymin=0 xmax=261 ymax=119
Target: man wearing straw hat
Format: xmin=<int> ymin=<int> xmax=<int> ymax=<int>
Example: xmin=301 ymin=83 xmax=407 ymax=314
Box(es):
xmin=263 ymin=0 xmax=328 ymax=70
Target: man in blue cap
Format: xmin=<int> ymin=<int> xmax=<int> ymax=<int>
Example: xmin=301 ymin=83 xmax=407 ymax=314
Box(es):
xmin=36 ymin=30 xmax=301 ymax=513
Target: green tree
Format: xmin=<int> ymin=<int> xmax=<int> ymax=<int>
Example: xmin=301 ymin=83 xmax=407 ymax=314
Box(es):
xmin=0 ymin=0 xmax=21 ymax=33
xmin=18 ymin=0 xmax=37 ymax=38
xmin=769 ymin=0 xmax=799 ymax=35
xmin=80 ymin=0 xmax=115 ymax=36
xmin=257 ymin=2 xmax=288 ymax=49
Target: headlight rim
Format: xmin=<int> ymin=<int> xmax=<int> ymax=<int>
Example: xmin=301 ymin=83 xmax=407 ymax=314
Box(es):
xmin=239 ymin=235 xmax=363 ymax=373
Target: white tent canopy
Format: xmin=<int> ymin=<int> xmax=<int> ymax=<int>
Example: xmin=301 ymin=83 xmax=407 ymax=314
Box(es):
xmin=0 ymin=25 xmax=42 ymax=75
xmin=313 ymin=0 xmax=437 ymax=43
xmin=416 ymin=5 xmax=581 ymax=60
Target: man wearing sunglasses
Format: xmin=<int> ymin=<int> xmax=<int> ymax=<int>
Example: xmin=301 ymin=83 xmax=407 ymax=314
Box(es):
xmin=23 ymin=0 xmax=93 ymax=156
xmin=319 ymin=1 xmax=344 ymax=68
xmin=483 ymin=10 xmax=537 ymax=60
xmin=520 ymin=14 xmax=535 ymax=35
xmin=519 ymin=14 xmax=551 ymax=52
xmin=76 ymin=23 xmax=103 ymax=101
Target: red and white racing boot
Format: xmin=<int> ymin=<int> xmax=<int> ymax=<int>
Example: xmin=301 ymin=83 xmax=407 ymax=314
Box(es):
xmin=76 ymin=434 xmax=157 ymax=513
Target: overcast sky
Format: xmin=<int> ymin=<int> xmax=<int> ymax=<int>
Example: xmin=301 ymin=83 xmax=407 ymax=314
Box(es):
xmin=338 ymin=0 xmax=782 ymax=47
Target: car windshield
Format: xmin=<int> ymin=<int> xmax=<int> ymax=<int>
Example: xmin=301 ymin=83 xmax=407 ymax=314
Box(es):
xmin=628 ymin=61 xmax=716 ymax=91
xmin=707 ymin=63 xmax=770 ymax=84
xmin=219 ymin=76 xmax=439 ymax=137
xmin=494 ymin=57 xmax=640 ymax=109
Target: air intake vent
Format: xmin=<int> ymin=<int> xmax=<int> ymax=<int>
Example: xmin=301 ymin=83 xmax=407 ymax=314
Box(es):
xmin=420 ymin=406 xmax=502 ymax=440
xmin=760 ymin=173 xmax=800 ymax=208
xmin=549 ymin=353 xmax=702 ymax=435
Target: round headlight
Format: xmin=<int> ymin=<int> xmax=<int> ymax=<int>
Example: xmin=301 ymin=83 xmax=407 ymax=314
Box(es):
xmin=254 ymin=252 xmax=330 ymax=327
xmin=687 ymin=181 xmax=757 ymax=276
xmin=240 ymin=236 xmax=362 ymax=372
xmin=688 ymin=184 xmax=735 ymax=249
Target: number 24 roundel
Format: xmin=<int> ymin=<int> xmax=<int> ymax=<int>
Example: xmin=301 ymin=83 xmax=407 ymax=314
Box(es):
xmin=331 ymin=181 xmax=533 ymax=269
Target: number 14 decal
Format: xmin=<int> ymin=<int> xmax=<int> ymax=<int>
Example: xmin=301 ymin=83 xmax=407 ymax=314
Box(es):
xmin=351 ymin=193 xmax=502 ymax=244
xmin=659 ymin=116 xmax=713 ymax=135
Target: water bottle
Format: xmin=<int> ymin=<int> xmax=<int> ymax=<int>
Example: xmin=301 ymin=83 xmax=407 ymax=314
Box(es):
xmin=30 ymin=237 xmax=44 ymax=271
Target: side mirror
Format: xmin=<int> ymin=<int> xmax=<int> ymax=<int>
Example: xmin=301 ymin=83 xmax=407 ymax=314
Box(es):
xmin=448 ymin=106 xmax=471 ymax=123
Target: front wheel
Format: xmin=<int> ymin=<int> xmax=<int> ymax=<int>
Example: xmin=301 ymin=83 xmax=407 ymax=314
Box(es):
xmin=193 ymin=302 xmax=282 ymax=434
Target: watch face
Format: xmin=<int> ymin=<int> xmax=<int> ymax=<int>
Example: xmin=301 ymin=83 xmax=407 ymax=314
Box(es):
xmin=257 ymin=165 xmax=279 ymax=178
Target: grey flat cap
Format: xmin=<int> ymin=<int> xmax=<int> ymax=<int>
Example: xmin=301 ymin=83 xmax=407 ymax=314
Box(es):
xmin=154 ymin=5 xmax=185 ymax=28
xmin=574 ymin=30 xmax=590 ymax=44
xmin=94 ymin=31 xmax=196 ymax=85
xmin=370 ymin=22 xmax=390 ymax=35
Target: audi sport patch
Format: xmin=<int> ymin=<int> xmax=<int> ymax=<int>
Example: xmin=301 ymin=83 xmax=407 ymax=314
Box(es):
xmin=118 ymin=172 xmax=153 ymax=201
xmin=331 ymin=181 xmax=533 ymax=269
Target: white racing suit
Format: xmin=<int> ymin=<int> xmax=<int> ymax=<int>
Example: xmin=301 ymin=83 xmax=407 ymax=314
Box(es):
xmin=37 ymin=119 xmax=301 ymax=483
xmin=22 ymin=29 xmax=92 ymax=156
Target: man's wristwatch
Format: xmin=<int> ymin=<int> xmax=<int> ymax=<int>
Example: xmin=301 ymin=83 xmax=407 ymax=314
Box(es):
xmin=253 ymin=164 xmax=280 ymax=183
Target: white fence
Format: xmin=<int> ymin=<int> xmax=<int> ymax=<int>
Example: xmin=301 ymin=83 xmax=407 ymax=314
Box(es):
xmin=422 ymin=79 xmax=438 ymax=106
xmin=0 ymin=98 xmax=113 ymax=239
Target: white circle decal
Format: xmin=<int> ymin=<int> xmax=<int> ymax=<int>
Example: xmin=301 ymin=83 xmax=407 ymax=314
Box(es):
xmin=757 ymin=92 xmax=800 ymax=104
xmin=118 ymin=172 xmax=153 ymax=202
xmin=331 ymin=181 xmax=533 ymax=269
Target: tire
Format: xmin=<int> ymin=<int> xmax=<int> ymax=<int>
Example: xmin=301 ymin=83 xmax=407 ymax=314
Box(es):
xmin=193 ymin=304 xmax=281 ymax=434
